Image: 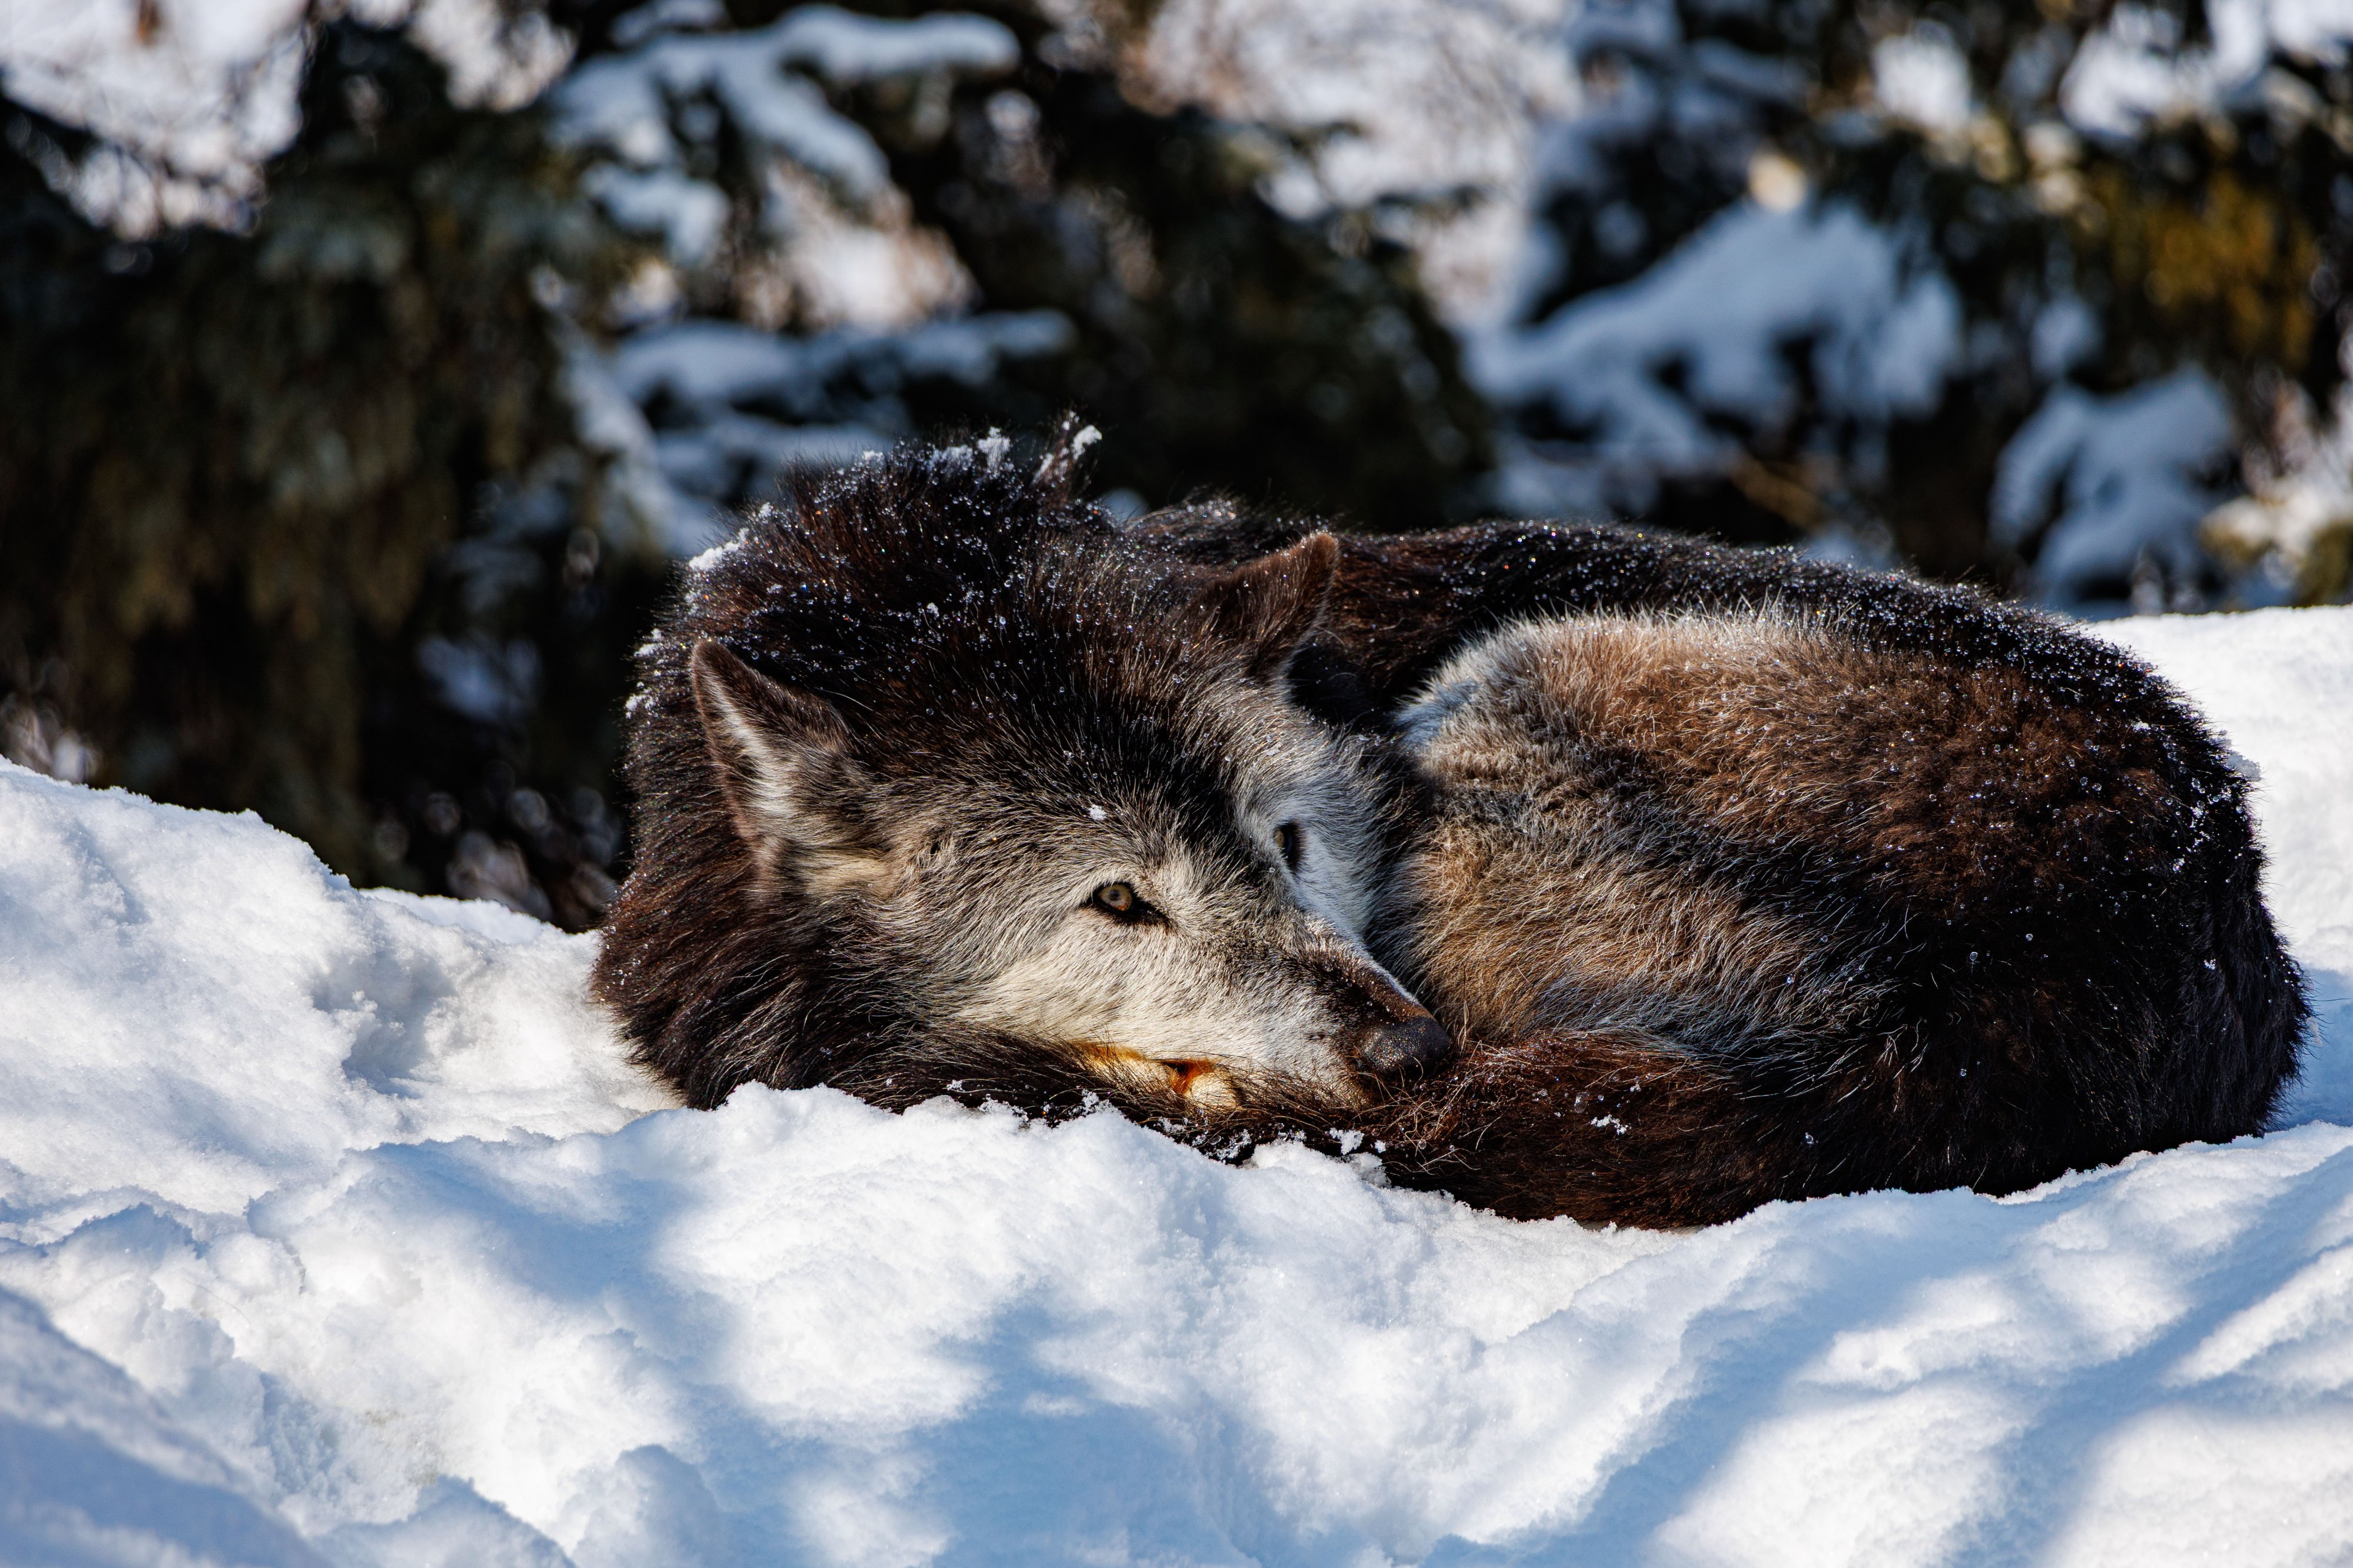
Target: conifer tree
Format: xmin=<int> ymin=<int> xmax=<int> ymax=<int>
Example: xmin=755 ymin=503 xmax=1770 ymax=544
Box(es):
xmin=1484 ymin=0 xmax=2352 ymax=606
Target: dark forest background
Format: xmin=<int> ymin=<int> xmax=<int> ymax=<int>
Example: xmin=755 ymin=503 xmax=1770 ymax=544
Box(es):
xmin=4 ymin=0 xmax=2349 ymax=926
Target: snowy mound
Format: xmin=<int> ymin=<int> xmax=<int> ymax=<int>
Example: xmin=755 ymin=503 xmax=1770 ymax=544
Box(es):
xmin=4 ymin=606 xmax=2350 ymax=1567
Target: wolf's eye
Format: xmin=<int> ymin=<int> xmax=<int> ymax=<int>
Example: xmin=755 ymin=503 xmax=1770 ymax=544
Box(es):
xmin=1090 ymin=881 xmax=1148 ymax=920
xmin=1275 ymin=822 xmax=1303 ymax=871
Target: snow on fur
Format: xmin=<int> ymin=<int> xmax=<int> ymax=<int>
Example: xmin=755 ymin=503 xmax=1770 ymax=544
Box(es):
xmin=2 ymin=606 xmax=2349 ymax=1566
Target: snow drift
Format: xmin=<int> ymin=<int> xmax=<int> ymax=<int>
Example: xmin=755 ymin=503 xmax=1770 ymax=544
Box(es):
xmin=2 ymin=605 xmax=2350 ymax=1567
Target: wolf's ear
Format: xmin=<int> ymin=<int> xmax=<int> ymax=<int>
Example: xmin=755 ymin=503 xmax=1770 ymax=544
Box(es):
xmin=689 ymin=639 xmax=886 ymax=895
xmin=1194 ymin=531 xmax=1340 ymax=682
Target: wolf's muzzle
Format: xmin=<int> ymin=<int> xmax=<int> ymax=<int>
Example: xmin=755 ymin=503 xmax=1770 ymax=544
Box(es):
xmin=1353 ymin=1012 xmax=1453 ymax=1079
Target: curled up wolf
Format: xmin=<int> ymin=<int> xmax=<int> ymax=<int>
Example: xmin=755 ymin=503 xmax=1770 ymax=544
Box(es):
xmin=592 ymin=434 xmax=2307 ymax=1228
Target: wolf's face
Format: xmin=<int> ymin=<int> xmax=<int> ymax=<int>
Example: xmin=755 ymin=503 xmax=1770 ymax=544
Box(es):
xmin=688 ymin=535 xmax=1449 ymax=1110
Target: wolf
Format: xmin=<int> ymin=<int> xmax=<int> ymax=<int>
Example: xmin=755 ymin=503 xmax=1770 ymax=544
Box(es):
xmin=1352 ymin=606 xmax=2309 ymax=1225
xmin=595 ymin=433 xmax=2306 ymax=1225
xmin=592 ymin=442 xmax=1449 ymax=1119
xmin=1136 ymin=504 xmax=2307 ymax=1224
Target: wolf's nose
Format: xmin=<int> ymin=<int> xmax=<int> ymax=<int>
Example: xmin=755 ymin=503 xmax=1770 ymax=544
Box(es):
xmin=1354 ymin=1013 xmax=1453 ymax=1079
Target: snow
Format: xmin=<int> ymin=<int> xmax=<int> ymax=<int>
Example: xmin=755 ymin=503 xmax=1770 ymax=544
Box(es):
xmin=1871 ymin=26 xmax=1974 ymax=134
xmin=591 ymin=313 xmax=1069 ymax=544
xmin=1471 ymin=200 xmax=1962 ymax=516
xmin=581 ymin=165 xmax=729 ymax=267
xmin=1992 ymin=368 xmax=2235 ymax=613
xmin=417 ymin=635 xmax=542 ymax=728
xmin=609 ymin=310 xmax=1048 ymax=405
xmin=558 ymin=36 xmax=888 ymax=204
xmin=2205 ymin=386 xmax=2353 ymax=609
xmin=2062 ymin=0 xmax=2353 ymax=140
xmin=0 ymin=1290 xmax=328 ymax=1566
xmin=398 ymin=0 xmax=572 ymax=113
xmin=1126 ymin=0 xmax=1578 ymax=319
xmin=0 ymin=768 xmax=668 ymax=1237
xmin=0 ymin=0 xmax=309 ymax=231
xmin=2 ymin=605 xmax=2351 ymax=1564
xmin=0 ymin=0 xmax=574 ymax=233
xmin=558 ymin=332 xmax=720 ymax=559
xmin=552 ymin=6 xmax=1015 ymax=251
xmin=2099 ymin=608 xmax=2353 ymax=1127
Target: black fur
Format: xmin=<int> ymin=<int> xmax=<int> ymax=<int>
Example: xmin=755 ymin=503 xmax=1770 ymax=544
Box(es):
xmin=597 ymin=438 xmax=2308 ymax=1227
xmin=594 ymin=444 xmax=1419 ymax=1113
xmin=1130 ymin=511 xmax=2308 ymax=1223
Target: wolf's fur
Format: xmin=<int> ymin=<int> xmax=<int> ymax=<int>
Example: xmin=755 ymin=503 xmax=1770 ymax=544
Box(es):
xmin=1347 ymin=605 xmax=2305 ymax=1226
xmin=1132 ymin=507 xmax=2305 ymax=1220
xmin=592 ymin=446 xmax=1447 ymax=1118
xmin=597 ymin=437 xmax=2307 ymax=1228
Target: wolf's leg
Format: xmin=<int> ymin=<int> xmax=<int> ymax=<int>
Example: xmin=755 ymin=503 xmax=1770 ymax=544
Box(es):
xmin=1364 ymin=1031 xmax=1825 ymax=1229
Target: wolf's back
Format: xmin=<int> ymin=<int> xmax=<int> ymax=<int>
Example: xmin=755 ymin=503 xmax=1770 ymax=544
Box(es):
xmin=1142 ymin=509 xmax=2304 ymax=1222
xmin=1319 ymin=543 xmax=2304 ymax=1224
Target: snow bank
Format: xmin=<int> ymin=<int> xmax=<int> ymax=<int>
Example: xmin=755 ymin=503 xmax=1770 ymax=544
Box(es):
xmin=2 ymin=606 xmax=2350 ymax=1566
xmin=0 ymin=771 xmax=669 ymax=1240
xmin=2101 ymin=607 xmax=2353 ymax=1128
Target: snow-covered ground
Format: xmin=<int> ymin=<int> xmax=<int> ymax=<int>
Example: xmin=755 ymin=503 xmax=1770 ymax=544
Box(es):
xmin=2 ymin=605 xmax=2349 ymax=1567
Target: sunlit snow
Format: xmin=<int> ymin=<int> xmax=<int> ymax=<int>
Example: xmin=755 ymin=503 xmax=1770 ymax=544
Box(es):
xmin=2 ymin=604 xmax=2349 ymax=1565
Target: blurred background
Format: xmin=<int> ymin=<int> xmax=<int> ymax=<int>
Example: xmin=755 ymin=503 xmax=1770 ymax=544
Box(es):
xmin=4 ymin=0 xmax=2350 ymax=926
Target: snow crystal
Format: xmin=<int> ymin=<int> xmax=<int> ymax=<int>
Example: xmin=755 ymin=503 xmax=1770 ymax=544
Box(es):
xmin=0 ymin=608 xmax=2349 ymax=1564
xmin=683 ymin=529 xmax=748 ymax=574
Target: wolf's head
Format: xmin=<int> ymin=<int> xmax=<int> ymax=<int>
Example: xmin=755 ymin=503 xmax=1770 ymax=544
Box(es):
xmin=598 ymin=440 xmax=1448 ymax=1115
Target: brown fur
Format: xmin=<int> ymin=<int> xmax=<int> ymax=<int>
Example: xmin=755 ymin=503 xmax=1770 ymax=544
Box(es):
xmin=1136 ymin=509 xmax=2306 ymax=1224
xmin=598 ymin=435 xmax=2308 ymax=1229
xmin=1325 ymin=605 xmax=2308 ymax=1226
xmin=591 ymin=445 xmax=1447 ymax=1121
